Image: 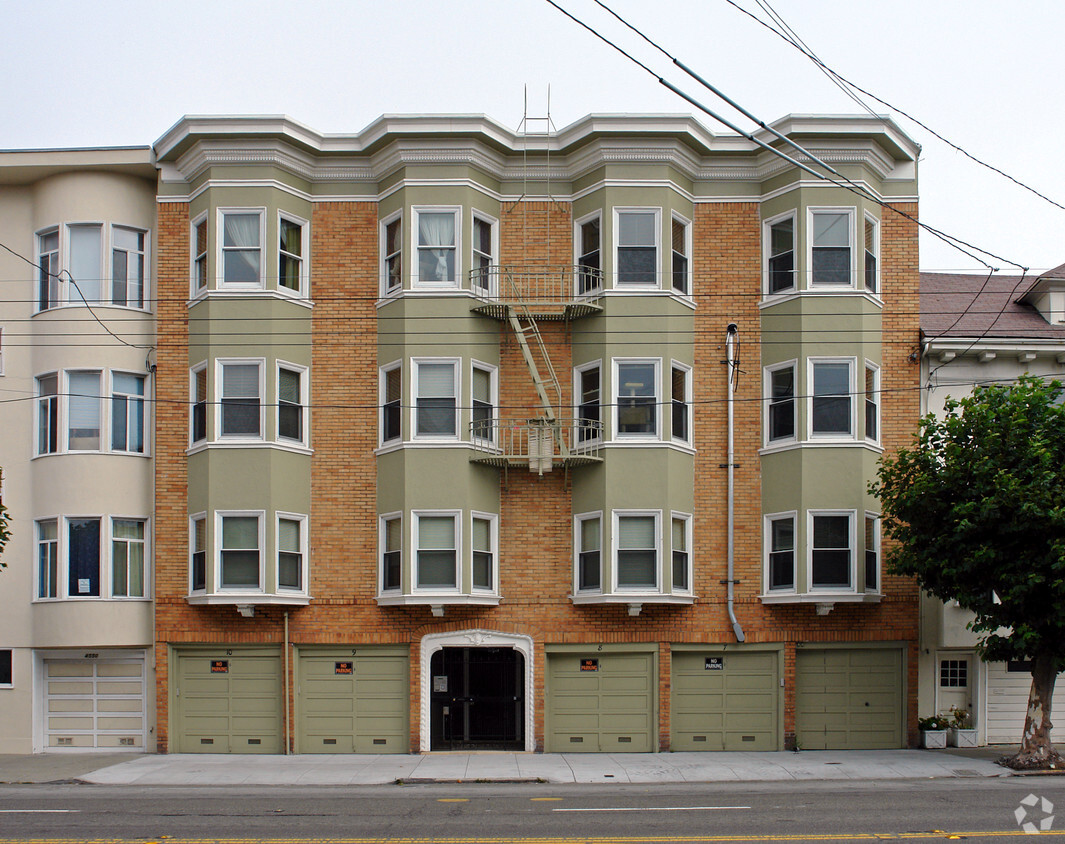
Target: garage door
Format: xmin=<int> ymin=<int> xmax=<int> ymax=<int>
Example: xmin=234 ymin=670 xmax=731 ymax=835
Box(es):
xmin=545 ymin=650 xmax=655 ymax=752
xmin=296 ymin=648 xmax=409 ymax=753
xmin=44 ymin=656 xmax=146 ymax=750
xmin=173 ymin=649 xmax=282 ymax=753
xmin=671 ymin=650 xmax=780 ymax=751
xmin=795 ymin=647 xmax=904 ymax=749
xmin=985 ymin=662 xmax=1065 ymax=744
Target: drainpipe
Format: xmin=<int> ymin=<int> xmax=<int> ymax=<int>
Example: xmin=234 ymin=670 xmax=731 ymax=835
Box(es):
xmin=725 ymin=324 xmax=746 ymax=643
xmin=284 ymin=611 xmax=290 ymax=755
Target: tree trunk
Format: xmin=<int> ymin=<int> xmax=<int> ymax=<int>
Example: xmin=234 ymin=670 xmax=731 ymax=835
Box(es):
xmin=1003 ymin=651 xmax=1062 ymax=770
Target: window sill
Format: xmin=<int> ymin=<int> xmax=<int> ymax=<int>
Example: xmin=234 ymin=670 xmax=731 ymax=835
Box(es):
xmin=33 ymin=597 xmax=151 ymax=604
xmin=759 ymin=591 xmax=881 ymax=605
xmin=376 ymin=593 xmax=501 ymax=613
xmin=570 ymin=592 xmax=695 ymax=605
xmin=187 ymin=440 xmax=313 ymax=456
xmin=186 ymin=592 xmax=311 ymax=607
xmin=187 ymin=289 xmax=314 ymax=309
xmin=759 ymin=289 xmax=883 ymax=309
xmin=760 ymin=440 xmax=883 ymax=455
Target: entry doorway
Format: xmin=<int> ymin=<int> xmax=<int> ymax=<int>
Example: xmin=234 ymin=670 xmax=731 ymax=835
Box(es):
xmin=429 ymin=647 xmax=524 ymax=750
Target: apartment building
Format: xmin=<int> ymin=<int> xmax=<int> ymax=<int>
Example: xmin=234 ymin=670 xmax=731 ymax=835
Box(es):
xmin=0 ymin=148 xmax=157 ymax=753
xmin=147 ymin=112 xmax=921 ymax=755
xmin=919 ymin=267 xmax=1065 ymax=744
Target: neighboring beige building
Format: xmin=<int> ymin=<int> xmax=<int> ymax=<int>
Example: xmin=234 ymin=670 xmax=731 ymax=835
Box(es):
xmin=0 ymin=149 xmax=158 ymax=752
xmin=920 ymin=268 xmax=1065 ymax=744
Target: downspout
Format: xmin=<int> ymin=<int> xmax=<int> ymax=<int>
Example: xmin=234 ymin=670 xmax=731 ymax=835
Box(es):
xmin=284 ymin=611 xmax=290 ymax=755
xmin=725 ymin=324 xmax=746 ymax=643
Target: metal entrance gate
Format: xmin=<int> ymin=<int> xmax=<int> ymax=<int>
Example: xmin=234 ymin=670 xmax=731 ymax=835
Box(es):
xmin=429 ymin=647 xmax=524 ymax=750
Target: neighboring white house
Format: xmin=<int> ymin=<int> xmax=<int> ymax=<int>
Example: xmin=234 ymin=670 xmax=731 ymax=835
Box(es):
xmin=919 ymin=267 xmax=1065 ymax=744
xmin=0 ymin=149 xmax=158 ymax=753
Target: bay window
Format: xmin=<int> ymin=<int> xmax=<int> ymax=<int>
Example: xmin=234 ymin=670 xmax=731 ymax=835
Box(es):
xmin=615 ymin=512 xmax=658 ymax=590
xmin=415 ymin=513 xmax=458 ymax=590
xmin=219 ymin=513 xmax=262 ymax=590
xmin=414 ymin=209 xmax=458 ymax=287
xmin=111 ymin=372 xmax=145 ymax=453
xmin=111 ymin=226 xmax=146 ymax=307
xmin=616 ymin=209 xmax=658 ymax=286
xmin=220 ymin=210 xmax=263 ymax=287
xmin=811 ymin=210 xmax=853 ymax=287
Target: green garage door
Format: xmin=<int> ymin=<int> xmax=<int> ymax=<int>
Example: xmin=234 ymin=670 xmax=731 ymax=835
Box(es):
xmin=545 ymin=650 xmax=655 ymax=752
xmin=296 ymin=647 xmax=409 ymax=753
xmin=173 ymin=649 xmax=282 ymax=754
xmin=671 ymin=650 xmax=780 ymax=751
xmin=795 ymin=647 xmax=904 ymax=749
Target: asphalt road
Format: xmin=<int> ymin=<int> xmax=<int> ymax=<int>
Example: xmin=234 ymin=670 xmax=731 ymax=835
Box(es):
xmin=0 ymin=777 xmax=1063 ymax=843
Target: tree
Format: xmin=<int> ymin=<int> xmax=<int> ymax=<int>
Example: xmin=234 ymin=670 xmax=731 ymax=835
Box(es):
xmin=0 ymin=467 xmax=8 ymax=568
xmin=872 ymin=374 xmax=1065 ymax=770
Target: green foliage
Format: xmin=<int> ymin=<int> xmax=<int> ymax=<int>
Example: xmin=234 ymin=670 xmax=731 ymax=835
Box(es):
xmin=0 ymin=467 xmax=9 ymax=568
xmin=871 ymin=375 xmax=1065 ymax=671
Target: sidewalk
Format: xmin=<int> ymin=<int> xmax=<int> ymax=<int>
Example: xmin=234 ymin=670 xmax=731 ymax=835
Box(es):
xmin=0 ymin=747 xmax=1013 ymax=786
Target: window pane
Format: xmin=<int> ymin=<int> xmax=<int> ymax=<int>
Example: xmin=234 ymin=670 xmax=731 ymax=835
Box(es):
xmin=279 ymin=368 xmax=302 ymax=441
xmin=68 ymin=518 xmax=101 ymax=597
xmin=617 ymin=363 xmax=656 ymax=435
xmin=279 ymin=518 xmax=300 ymax=553
xmin=419 ymin=516 xmax=454 ymax=549
xmin=68 ymin=371 xmax=101 ymax=450
xmin=619 ymin=212 xmax=655 ymax=245
xmin=222 ymin=516 xmax=258 ymax=548
xmin=814 ymin=213 xmax=849 ymax=247
xmin=69 ymin=225 xmax=102 ymax=302
xmin=472 ymin=517 xmax=491 ymax=551
xmin=417 ymin=551 xmax=456 ymax=587
xmin=618 ymin=551 xmax=656 ymax=588
xmin=813 ymin=363 xmax=851 ymax=435
xmin=222 ymin=213 xmax=261 ymax=284
xmin=812 ymin=515 xmax=851 ymax=588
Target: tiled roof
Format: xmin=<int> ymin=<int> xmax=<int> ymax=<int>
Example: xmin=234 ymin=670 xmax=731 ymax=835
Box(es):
xmin=920 ymin=271 xmax=1065 ymax=340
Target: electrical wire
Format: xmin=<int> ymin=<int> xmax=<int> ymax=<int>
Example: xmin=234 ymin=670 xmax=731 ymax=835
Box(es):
xmin=725 ymin=0 xmax=1065 ymax=215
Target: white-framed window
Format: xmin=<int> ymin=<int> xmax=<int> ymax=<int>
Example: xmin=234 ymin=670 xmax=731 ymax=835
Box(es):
xmin=380 ymin=362 xmax=402 ymax=444
xmin=67 ymin=516 xmax=102 ymax=597
xmin=670 ymin=214 xmax=691 ymax=295
xmin=471 ymin=213 xmax=497 ymax=296
xmin=413 ymin=511 xmax=459 ymax=591
xmin=278 ymin=213 xmax=308 ymax=296
xmin=381 ymin=212 xmax=403 ymax=294
xmin=68 ymin=223 xmax=103 ymax=303
xmin=614 ymin=358 xmax=660 ymax=439
xmin=37 ymin=518 xmax=59 ymax=598
xmin=190 ymin=363 xmax=208 ymax=444
xmin=764 ymin=512 xmax=796 ymax=592
xmin=471 ymin=362 xmax=496 ymax=444
xmin=864 ymin=513 xmax=880 ymax=593
xmin=809 ymin=358 xmax=855 ymax=439
xmin=111 ymin=518 xmax=146 ymax=598
xmin=614 ymin=510 xmax=660 ymax=590
xmin=864 ymin=361 xmax=880 ymax=443
xmin=809 ymin=510 xmax=854 ymax=590
xmin=111 ymin=226 xmax=147 ymax=308
xmin=37 ymin=228 xmax=60 ymax=311
xmin=765 ymin=361 xmax=797 ymax=444
xmin=190 ymin=513 xmax=207 ymax=593
xmin=671 ymin=512 xmax=692 ymax=592
xmin=219 ymin=209 xmax=265 ymax=288
xmin=217 ymin=511 xmax=263 ymax=591
xmin=67 ymin=370 xmax=102 ymax=451
xmin=217 ymin=359 xmax=264 ymax=440
xmin=809 ymin=208 xmax=854 ymax=288
xmin=764 ymin=212 xmax=796 ymax=294
xmin=576 ymin=212 xmax=602 ymax=295
xmin=37 ymin=373 xmax=59 ymax=455
xmin=111 ymin=372 xmax=146 ymax=454
xmin=864 ymin=214 xmax=879 ymax=295
xmin=277 ymin=512 xmax=307 ymax=592
xmin=191 ymin=214 xmax=208 ymax=294
xmin=380 ymin=512 xmax=402 ymax=592
xmin=575 ymin=361 xmax=601 ymax=445
xmin=574 ymin=511 xmax=602 ymax=592
xmin=615 ymin=208 xmax=659 ymax=287
xmin=413 ymin=207 xmax=460 ymax=288
xmin=471 ymin=511 xmax=497 ymax=592
xmin=0 ymin=650 xmax=10 ymax=688
xmin=413 ymin=358 xmax=458 ymax=439
xmin=670 ymin=362 xmax=691 ymax=444
xmin=277 ymin=362 xmax=308 ymax=446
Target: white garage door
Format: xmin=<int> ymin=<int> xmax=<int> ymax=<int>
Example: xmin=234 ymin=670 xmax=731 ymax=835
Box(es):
xmin=985 ymin=662 xmax=1065 ymax=744
xmin=44 ymin=657 xmax=146 ymax=750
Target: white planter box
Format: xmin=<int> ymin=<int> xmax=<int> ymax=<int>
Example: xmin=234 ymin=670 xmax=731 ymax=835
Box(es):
xmin=949 ymin=728 xmax=978 ymax=747
xmin=921 ymin=729 xmax=947 ymax=749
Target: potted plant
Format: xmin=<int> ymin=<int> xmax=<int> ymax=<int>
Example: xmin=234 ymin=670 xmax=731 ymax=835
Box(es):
xmin=948 ymin=707 xmax=977 ymax=747
xmin=919 ymin=715 xmax=949 ymax=748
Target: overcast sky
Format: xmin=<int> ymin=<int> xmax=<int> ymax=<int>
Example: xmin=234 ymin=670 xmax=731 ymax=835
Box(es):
xmin=4 ymin=0 xmax=1062 ymax=274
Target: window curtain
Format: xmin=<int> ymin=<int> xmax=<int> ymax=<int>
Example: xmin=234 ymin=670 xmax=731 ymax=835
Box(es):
xmin=223 ymin=213 xmax=261 ymax=283
xmin=418 ymin=212 xmax=455 ymax=282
